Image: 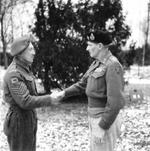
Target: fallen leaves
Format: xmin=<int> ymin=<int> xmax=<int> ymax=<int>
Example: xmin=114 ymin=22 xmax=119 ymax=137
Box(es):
xmin=1 ymin=95 xmax=150 ymax=151
xmin=36 ymin=104 xmax=89 ymax=151
xmin=0 ymin=65 xmax=150 ymax=151
xmin=116 ymin=98 xmax=150 ymax=151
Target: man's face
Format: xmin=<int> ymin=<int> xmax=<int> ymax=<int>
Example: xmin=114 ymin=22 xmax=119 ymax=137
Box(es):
xmin=21 ymin=43 xmax=35 ymax=63
xmin=86 ymin=41 xmax=101 ymax=59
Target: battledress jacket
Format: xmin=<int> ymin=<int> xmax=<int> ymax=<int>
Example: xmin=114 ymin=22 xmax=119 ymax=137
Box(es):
xmin=3 ymin=57 xmax=52 ymax=151
xmin=65 ymin=51 xmax=125 ymax=130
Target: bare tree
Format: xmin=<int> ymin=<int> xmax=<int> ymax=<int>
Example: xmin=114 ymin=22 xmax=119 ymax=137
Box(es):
xmin=139 ymin=1 xmax=150 ymax=66
xmin=0 ymin=0 xmax=32 ymax=68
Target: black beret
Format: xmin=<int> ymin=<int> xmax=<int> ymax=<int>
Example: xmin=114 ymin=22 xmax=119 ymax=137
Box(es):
xmin=87 ymin=31 xmax=113 ymax=45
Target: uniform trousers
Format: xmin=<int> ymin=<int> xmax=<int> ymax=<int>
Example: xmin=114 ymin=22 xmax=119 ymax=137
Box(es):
xmin=88 ymin=107 xmax=122 ymax=151
xmin=3 ymin=106 xmax=37 ymax=151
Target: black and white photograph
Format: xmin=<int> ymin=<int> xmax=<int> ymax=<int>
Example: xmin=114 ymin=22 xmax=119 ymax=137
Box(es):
xmin=0 ymin=0 xmax=150 ymax=151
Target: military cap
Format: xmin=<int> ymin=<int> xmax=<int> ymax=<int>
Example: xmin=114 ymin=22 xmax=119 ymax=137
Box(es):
xmin=11 ymin=35 xmax=35 ymax=56
xmin=87 ymin=30 xmax=113 ymax=45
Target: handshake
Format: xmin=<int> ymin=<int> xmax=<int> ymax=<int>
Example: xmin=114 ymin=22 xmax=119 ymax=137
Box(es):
xmin=50 ymin=90 xmax=65 ymax=105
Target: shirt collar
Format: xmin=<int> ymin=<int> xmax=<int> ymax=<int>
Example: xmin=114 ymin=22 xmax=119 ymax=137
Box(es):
xmin=13 ymin=56 xmax=31 ymax=72
xmin=97 ymin=49 xmax=112 ymax=64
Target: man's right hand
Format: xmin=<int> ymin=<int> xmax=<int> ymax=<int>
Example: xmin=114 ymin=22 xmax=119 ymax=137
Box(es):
xmin=50 ymin=91 xmax=65 ymax=105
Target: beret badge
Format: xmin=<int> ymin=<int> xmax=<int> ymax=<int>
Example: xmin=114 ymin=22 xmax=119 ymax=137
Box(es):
xmin=89 ymin=33 xmax=95 ymax=41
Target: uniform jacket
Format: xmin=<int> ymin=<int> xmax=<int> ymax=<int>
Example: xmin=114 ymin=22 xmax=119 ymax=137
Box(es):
xmin=65 ymin=51 xmax=125 ymax=130
xmin=3 ymin=57 xmax=52 ymax=109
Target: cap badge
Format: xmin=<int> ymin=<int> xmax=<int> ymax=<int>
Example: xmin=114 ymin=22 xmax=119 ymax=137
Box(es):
xmin=90 ymin=33 xmax=95 ymax=41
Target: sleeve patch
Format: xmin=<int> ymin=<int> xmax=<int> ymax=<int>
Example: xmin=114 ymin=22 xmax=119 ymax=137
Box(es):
xmin=115 ymin=66 xmax=122 ymax=74
xmin=11 ymin=78 xmax=18 ymax=84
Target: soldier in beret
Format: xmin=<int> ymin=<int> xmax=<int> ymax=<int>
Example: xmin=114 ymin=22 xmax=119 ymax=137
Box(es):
xmin=58 ymin=30 xmax=125 ymax=151
xmin=3 ymin=35 xmax=64 ymax=151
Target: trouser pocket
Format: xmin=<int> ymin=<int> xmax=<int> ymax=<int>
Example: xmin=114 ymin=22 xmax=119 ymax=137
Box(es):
xmin=88 ymin=114 xmax=122 ymax=151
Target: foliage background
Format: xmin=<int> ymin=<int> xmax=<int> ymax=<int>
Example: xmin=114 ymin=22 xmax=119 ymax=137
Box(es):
xmin=0 ymin=0 xmax=150 ymax=93
xmin=31 ymin=0 xmax=131 ymax=92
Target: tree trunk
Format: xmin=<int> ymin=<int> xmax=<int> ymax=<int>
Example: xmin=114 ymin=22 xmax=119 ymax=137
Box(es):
xmin=43 ymin=63 xmax=51 ymax=93
xmin=0 ymin=0 xmax=2 ymax=65
xmin=0 ymin=14 xmax=8 ymax=69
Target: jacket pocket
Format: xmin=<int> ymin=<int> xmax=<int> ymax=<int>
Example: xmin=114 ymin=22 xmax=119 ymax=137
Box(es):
xmin=91 ymin=71 xmax=105 ymax=78
xmin=24 ymin=75 xmax=36 ymax=95
xmin=89 ymin=70 xmax=106 ymax=91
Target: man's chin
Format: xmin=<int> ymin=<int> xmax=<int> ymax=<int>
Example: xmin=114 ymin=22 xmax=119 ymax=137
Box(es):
xmin=28 ymin=59 xmax=34 ymax=64
xmin=90 ymin=54 xmax=94 ymax=58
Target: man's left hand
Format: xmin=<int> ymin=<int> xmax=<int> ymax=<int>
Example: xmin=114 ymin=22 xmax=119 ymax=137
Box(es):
xmin=93 ymin=124 xmax=106 ymax=144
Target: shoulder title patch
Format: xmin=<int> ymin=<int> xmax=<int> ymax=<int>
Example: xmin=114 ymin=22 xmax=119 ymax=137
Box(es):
xmin=115 ymin=66 xmax=121 ymax=74
xmin=11 ymin=78 xmax=18 ymax=83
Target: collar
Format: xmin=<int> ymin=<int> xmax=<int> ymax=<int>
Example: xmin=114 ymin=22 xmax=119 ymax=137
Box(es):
xmin=97 ymin=49 xmax=112 ymax=64
xmin=13 ymin=56 xmax=31 ymax=72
